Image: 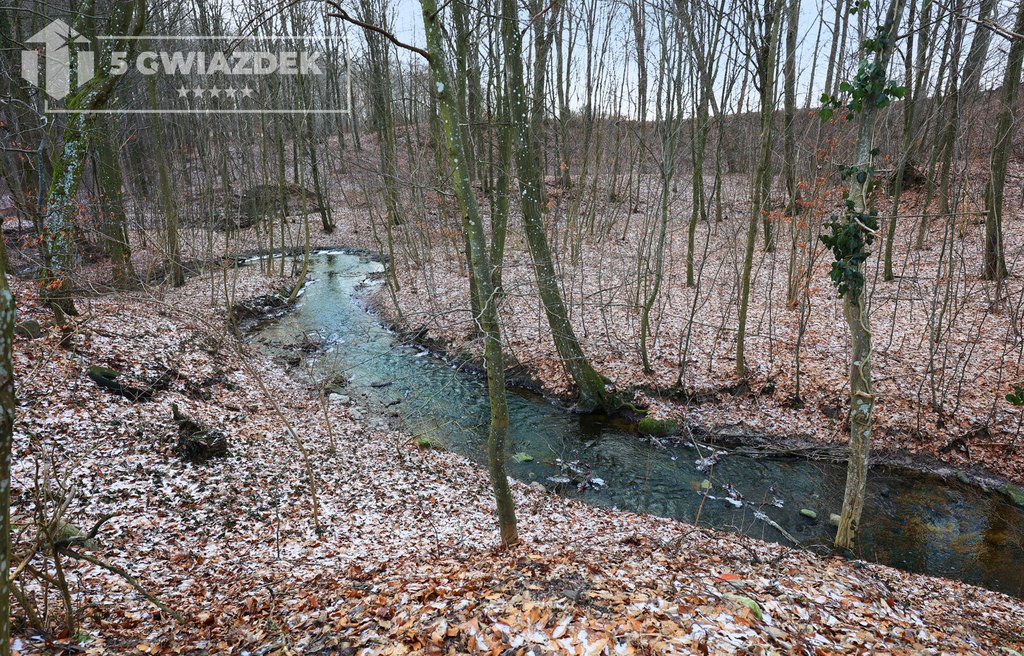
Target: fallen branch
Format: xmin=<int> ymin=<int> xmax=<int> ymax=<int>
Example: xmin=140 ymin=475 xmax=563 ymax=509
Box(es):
xmin=60 ymin=547 xmax=186 ymax=624
xmin=753 ymin=510 xmax=800 ymax=547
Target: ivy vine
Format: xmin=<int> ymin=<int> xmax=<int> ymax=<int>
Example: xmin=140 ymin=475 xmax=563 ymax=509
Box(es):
xmin=1006 ymin=384 xmax=1024 ymax=407
xmin=821 ymin=202 xmax=879 ymax=299
xmin=817 ymin=5 xmax=902 ymax=300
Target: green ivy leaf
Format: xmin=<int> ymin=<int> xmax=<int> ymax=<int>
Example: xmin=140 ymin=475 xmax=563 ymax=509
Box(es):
xmin=1007 ymin=385 xmax=1024 ymax=407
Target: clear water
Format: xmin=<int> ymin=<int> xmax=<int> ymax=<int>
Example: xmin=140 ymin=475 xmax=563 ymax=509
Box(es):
xmin=255 ymin=251 xmax=1024 ymax=598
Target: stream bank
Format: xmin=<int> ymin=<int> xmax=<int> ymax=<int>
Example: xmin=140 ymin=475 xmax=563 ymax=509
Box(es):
xmin=254 ymin=250 xmax=1024 ymax=598
xmin=8 ymin=251 xmax=1024 ymax=653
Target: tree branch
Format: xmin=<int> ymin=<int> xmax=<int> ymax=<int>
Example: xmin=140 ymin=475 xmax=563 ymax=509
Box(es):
xmin=60 ymin=548 xmax=186 ymax=623
xmin=324 ymin=0 xmax=433 ymax=63
xmin=939 ymin=1 xmax=1024 ymax=41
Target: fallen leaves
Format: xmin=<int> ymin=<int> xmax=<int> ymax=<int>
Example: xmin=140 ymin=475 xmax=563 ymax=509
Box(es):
xmin=5 ymin=221 xmax=1024 ymax=655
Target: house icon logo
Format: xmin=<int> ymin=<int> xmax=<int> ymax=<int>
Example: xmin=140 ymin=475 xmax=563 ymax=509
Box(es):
xmin=21 ymin=20 xmax=94 ymax=100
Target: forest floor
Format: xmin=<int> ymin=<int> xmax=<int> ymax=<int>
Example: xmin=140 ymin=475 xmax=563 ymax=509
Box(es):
xmin=7 ymin=247 xmax=1024 ymax=654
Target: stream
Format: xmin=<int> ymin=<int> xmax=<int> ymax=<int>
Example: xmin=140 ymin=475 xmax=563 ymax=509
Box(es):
xmin=254 ymin=251 xmax=1024 ymax=598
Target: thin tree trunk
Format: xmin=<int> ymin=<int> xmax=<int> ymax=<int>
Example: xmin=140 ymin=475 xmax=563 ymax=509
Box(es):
xmin=983 ymin=2 xmax=1024 ymax=281
xmin=95 ymin=118 xmax=136 ymax=287
xmin=883 ymin=0 xmax=925 ymax=280
xmin=834 ymin=0 xmax=906 ymax=549
xmin=737 ymin=0 xmax=782 ymax=376
xmin=149 ymin=76 xmax=184 ymax=287
xmin=0 ymin=233 xmax=14 ymax=656
xmin=783 ymin=0 xmax=801 ymax=305
xmin=491 ymin=75 xmax=513 ymax=295
xmin=420 ymin=0 xmax=518 ymax=546
xmin=500 ymin=0 xmax=618 ymax=412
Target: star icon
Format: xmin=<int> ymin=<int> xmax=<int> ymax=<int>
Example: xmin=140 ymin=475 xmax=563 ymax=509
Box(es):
xmin=176 ymin=85 xmax=189 ymax=98
xmin=209 ymin=85 xmax=221 ymax=98
xmin=224 ymin=87 xmax=236 ymax=98
xmin=240 ymin=85 xmax=254 ymax=99
xmin=192 ymin=86 xmax=204 ymax=97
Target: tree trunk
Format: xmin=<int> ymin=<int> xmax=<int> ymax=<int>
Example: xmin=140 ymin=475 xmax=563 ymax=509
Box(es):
xmin=40 ymin=0 xmax=146 ymax=316
xmin=882 ymin=0 xmax=925 ymax=281
xmin=0 ymin=234 xmax=14 ymax=656
xmin=736 ymin=0 xmax=782 ymax=377
xmin=500 ymin=0 xmax=617 ymax=412
xmin=783 ymin=0 xmax=801 ymax=306
xmin=491 ymin=75 xmax=513 ymax=295
xmin=834 ymin=0 xmax=906 ymax=550
xmin=148 ymin=76 xmax=184 ymax=287
xmin=420 ymin=0 xmax=518 ymax=547
xmin=983 ymin=2 xmax=1024 ymax=281
xmin=95 ymin=118 xmax=136 ymax=287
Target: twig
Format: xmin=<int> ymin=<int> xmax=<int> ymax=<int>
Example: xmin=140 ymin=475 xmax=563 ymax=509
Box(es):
xmin=942 ymin=3 xmax=1024 ymax=42
xmin=60 ymin=548 xmax=186 ymax=623
xmin=324 ymin=0 xmax=432 ymax=63
xmin=753 ymin=510 xmax=800 ymax=546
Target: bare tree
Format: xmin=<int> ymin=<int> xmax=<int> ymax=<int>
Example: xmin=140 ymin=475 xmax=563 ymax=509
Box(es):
xmin=736 ymin=0 xmax=783 ymax=377
xmin=982 ymin=3 xmax=1024 ymax=282
xmin=500 ymin=0 xmax=618 ymax=412
xmin=419 ymin=0 xmax=518 ymax=546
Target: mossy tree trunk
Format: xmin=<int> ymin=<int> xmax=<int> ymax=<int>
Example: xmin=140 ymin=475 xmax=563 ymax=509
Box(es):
xmin=490 ymin=74 xmax=513 ymax=296
xmin=40 ymin=0 xmax=146 ymax=315
xmin=500 ymin=0 xmax=617 ymax=413
xmin=420 ymin=0 xmax=518 ymax=547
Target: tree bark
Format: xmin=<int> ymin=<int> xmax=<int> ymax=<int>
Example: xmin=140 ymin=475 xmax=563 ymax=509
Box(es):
xmin=40 ymin=0 xmax=146 ymax=316
xmin=500 ymin=0 xmax=617 ymax=412
xmin=983 ymin=1 xmax=1024 ymax=281
xmin=148 ymin=76 xmax=184 ymax=287
xmin=420 ymin=0 xmax=518 ymax=547
xmin=0 ymin=234 xmax=14 ymax=656
xmin=95 ymin=118 xmax=136 ymax=287
xmin=835 ymin=0 xmax=906 ymax=550
xmin=736 ymin=0 xmax=783 ymax=377
xmin=882 ymin=0 xmax=925 ymax=281
xmin=783 ymin=0 xmax=801 ymax=306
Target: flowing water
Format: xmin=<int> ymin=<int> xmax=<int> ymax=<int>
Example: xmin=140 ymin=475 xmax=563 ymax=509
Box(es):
xmin=255 ymin=251 xmax=1024 ymax=598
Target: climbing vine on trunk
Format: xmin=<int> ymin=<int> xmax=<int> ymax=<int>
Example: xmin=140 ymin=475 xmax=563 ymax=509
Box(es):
xmin=817 ymin=0 xmax=906 ymax=550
